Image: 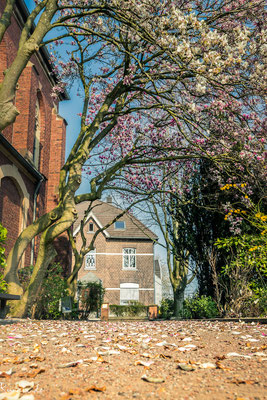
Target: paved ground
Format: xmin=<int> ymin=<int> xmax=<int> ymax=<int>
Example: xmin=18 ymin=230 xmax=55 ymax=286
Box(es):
xmin=0 ymin=319 xmax=266 ymax=400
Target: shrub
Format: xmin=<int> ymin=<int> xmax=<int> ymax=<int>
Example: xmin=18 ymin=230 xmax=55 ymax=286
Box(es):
xmin=215 ymin=233 xmax=267 ymax=316
xmin=34 ymin=263 xmax=68 ymax=319
xmin=78 ymin=281 xmax=105 ymax=319
xmin=240 ymin=288 xmax=267 ymax=317
xmin=110 ymin=302 xmax=147 ymax=317
xmin=0 ymin=223 xmax=8 ymax=293
xmin=183 ymin=295 xmax=219 ymax=319
xmin=159 ymin=298 xmax=174 ymax=319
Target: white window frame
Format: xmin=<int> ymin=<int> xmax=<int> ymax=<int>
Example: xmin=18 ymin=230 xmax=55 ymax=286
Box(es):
xmin=114 ymin=221 xmax=125 ymax=230
xmin=120 ymin=283 xmax=139 ymax=305
xmin=85 ymin=249 xmax=96 ymax=270
xmin=123 ymin=248 xmax=136 ymax=269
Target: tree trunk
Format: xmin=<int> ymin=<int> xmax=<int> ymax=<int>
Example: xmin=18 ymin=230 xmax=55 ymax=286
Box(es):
xmin=9 ymin=206 xmax=77 ymax=317
xmin=4 ymin=207 xmax=62 ymax=296
xmin=11 ymin=242 xmax=57 ymax=317
xmin=173 ymin=287 xmax=185 ymax=317
xmin=67 ymin=254 xmax=84 ymax=296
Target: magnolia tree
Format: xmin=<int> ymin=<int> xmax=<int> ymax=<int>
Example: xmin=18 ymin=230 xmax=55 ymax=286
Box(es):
xmin=0 ymin=0 xmax=154 ymax=130
xmin=143 ymin=180 xmax=197 ymax=317
xmin=2 ymin=0 xmax=266 ymax=317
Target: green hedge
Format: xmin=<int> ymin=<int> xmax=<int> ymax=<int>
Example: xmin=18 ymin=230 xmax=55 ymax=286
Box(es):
xmin=183 ymin=295 xmax=219 ymax=319
xmin=110 ymin=302 xmax=147 ymax=317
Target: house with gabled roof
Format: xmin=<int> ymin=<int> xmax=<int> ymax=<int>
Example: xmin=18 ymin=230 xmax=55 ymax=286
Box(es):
xmin=73 ymin=198 xmax=158 ymax=305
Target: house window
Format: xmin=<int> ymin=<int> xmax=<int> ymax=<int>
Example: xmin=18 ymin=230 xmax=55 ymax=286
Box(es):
xmin=120 ymin=283 xmax=139 ymax=305
xmin=85 ymin=249 xmax=96 ymax=270
xmin=123 ymin=248 xmax=136 ymax=269
xmin=33 ymin=99 xmax=41 ymax=168
xmin=88 ymin=222 xmax=94 ymax=232
xmin=115 ymin=221 xmax=125 ymax=230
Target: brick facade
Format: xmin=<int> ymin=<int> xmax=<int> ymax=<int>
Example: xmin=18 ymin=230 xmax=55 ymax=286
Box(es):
xmin=74 ymin=202 xmax=157 ymax=306
xmin=0 ymin=0 xmax=68 ymax=268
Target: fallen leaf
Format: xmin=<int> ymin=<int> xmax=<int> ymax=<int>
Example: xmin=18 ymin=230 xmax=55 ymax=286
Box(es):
xmin=231 ymin=378 xmax=258 ymax=385
xmin=26 ymin=368 xmax=45 ymax=378
xmin=215 ymin=361 xmax=232 ymax=371
xmin=0 ymin=391 xmax=21 ymax=400
xmin=159 ymin=354 xmax=172 ymax=359
xmin=107 ymin=350 xmax=120 ymax=355
xmin=142 ymin=375 xmax=165 ymax=383
xmin=141 ymin=353 xmax=153 ymax=359
xmin=252 ymin=352 xmax=266 ymax=357
xmin=127 ymin=350 xmax=138 ymax=355
xmin=135 ymin=360 xmax=154 ymax=368
xmin=117 ymin=344 xmax=128 ymax=350
xmin=61 ymin=347 xmax=70 ymax=353
xmin=156 ymin=341 xmax=168 ymax=347
xmin=29 ymin=356 xmax=45 ymax=362
xmin=11 ymin=357 xmax=24 ymax=365
xmin=177 ymin=363 xmax=195 ymax=371
xmin=84 ymin=385 xmax=106 ymax=393
xmin=57 ymin=360 xmax=83 ymax=368
xmin=59 ymin=393 xmax=71 ymax=400
xmin=214 ymin=355 xmax=226 ymax=361
xmin=0 ymin=368 xmax=13 ymax=378
xmin=90 ymin=355 xmax=107 ymax=363
xmin=33 ymin=344 xmax=40 ymax=353
xmin=226 ymin=353 xmax=251 ymax=359
xmin=68 ymin=388 xmax=83 ymax=395
xmin=235 ymin=398 xmax=249 ymax=400
xmin=15 ymin=380 xmax=34 ymax=393
xmin=199 ymin=362 xmax=217 ymax=369
xmin=177 ymin=344 xmax=196 ymax=352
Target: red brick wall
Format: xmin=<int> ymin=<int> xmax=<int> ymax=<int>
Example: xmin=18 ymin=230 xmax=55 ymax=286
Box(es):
xmin=46 ymin=110 xmax=67 ymax=212
xmin=0 ymin=152 xmax=36 ymax=267
xmin=0 ymin=0 xmax=67 ymax=268
xmin=0 ymin=177 xmax=21 ymax=255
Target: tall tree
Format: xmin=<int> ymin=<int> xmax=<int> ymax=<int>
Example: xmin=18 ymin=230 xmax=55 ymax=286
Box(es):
xmin=140 ymin=174 xmax=197 ymax=317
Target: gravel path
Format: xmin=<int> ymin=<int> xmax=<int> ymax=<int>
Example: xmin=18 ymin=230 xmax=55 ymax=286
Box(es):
xmin=0 ymin=320 xmax=266 ymax=399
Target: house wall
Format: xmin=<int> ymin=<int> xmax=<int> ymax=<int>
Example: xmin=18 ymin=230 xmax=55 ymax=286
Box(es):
xmin=0 ymin=0 xmax=67 ymax=268
xmin=75 ymin=221 xmax=155 ymax=305
xmin=154 ymin=275 xmax=162 ymax=306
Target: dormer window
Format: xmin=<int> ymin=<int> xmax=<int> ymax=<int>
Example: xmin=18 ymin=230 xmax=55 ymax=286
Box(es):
xmin=115 ymin=221 xmax=125 ymax=230
xmin=88 ymin=222 xmax=94 ymax=233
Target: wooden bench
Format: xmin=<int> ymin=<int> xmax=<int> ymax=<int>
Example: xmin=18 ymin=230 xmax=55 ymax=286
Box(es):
xmin=0 ymin=293 xmax=21 ymax=318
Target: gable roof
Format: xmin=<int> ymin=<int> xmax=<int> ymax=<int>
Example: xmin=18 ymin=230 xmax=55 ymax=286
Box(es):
xmin=74 ymin=200 xmax=158 ymax=241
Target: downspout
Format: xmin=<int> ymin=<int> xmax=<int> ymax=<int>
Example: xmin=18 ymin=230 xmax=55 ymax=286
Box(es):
xmin=30 ymin=176 xmax=44 ymax=265
xmin=153 ymin=243 xmax=156 ymax=304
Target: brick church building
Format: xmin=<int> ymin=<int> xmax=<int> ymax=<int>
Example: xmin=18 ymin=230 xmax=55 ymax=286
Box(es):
xmin=0 ymin=0 xmax=69 ymax=268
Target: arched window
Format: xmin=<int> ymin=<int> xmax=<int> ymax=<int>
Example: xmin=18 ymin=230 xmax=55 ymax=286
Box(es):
xmin=33 ymin=98 xmax=41 ymax=169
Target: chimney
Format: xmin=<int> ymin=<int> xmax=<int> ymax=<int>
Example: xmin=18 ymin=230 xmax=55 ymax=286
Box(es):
xmin=106 ymin=195 xmax=112 ymax=203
